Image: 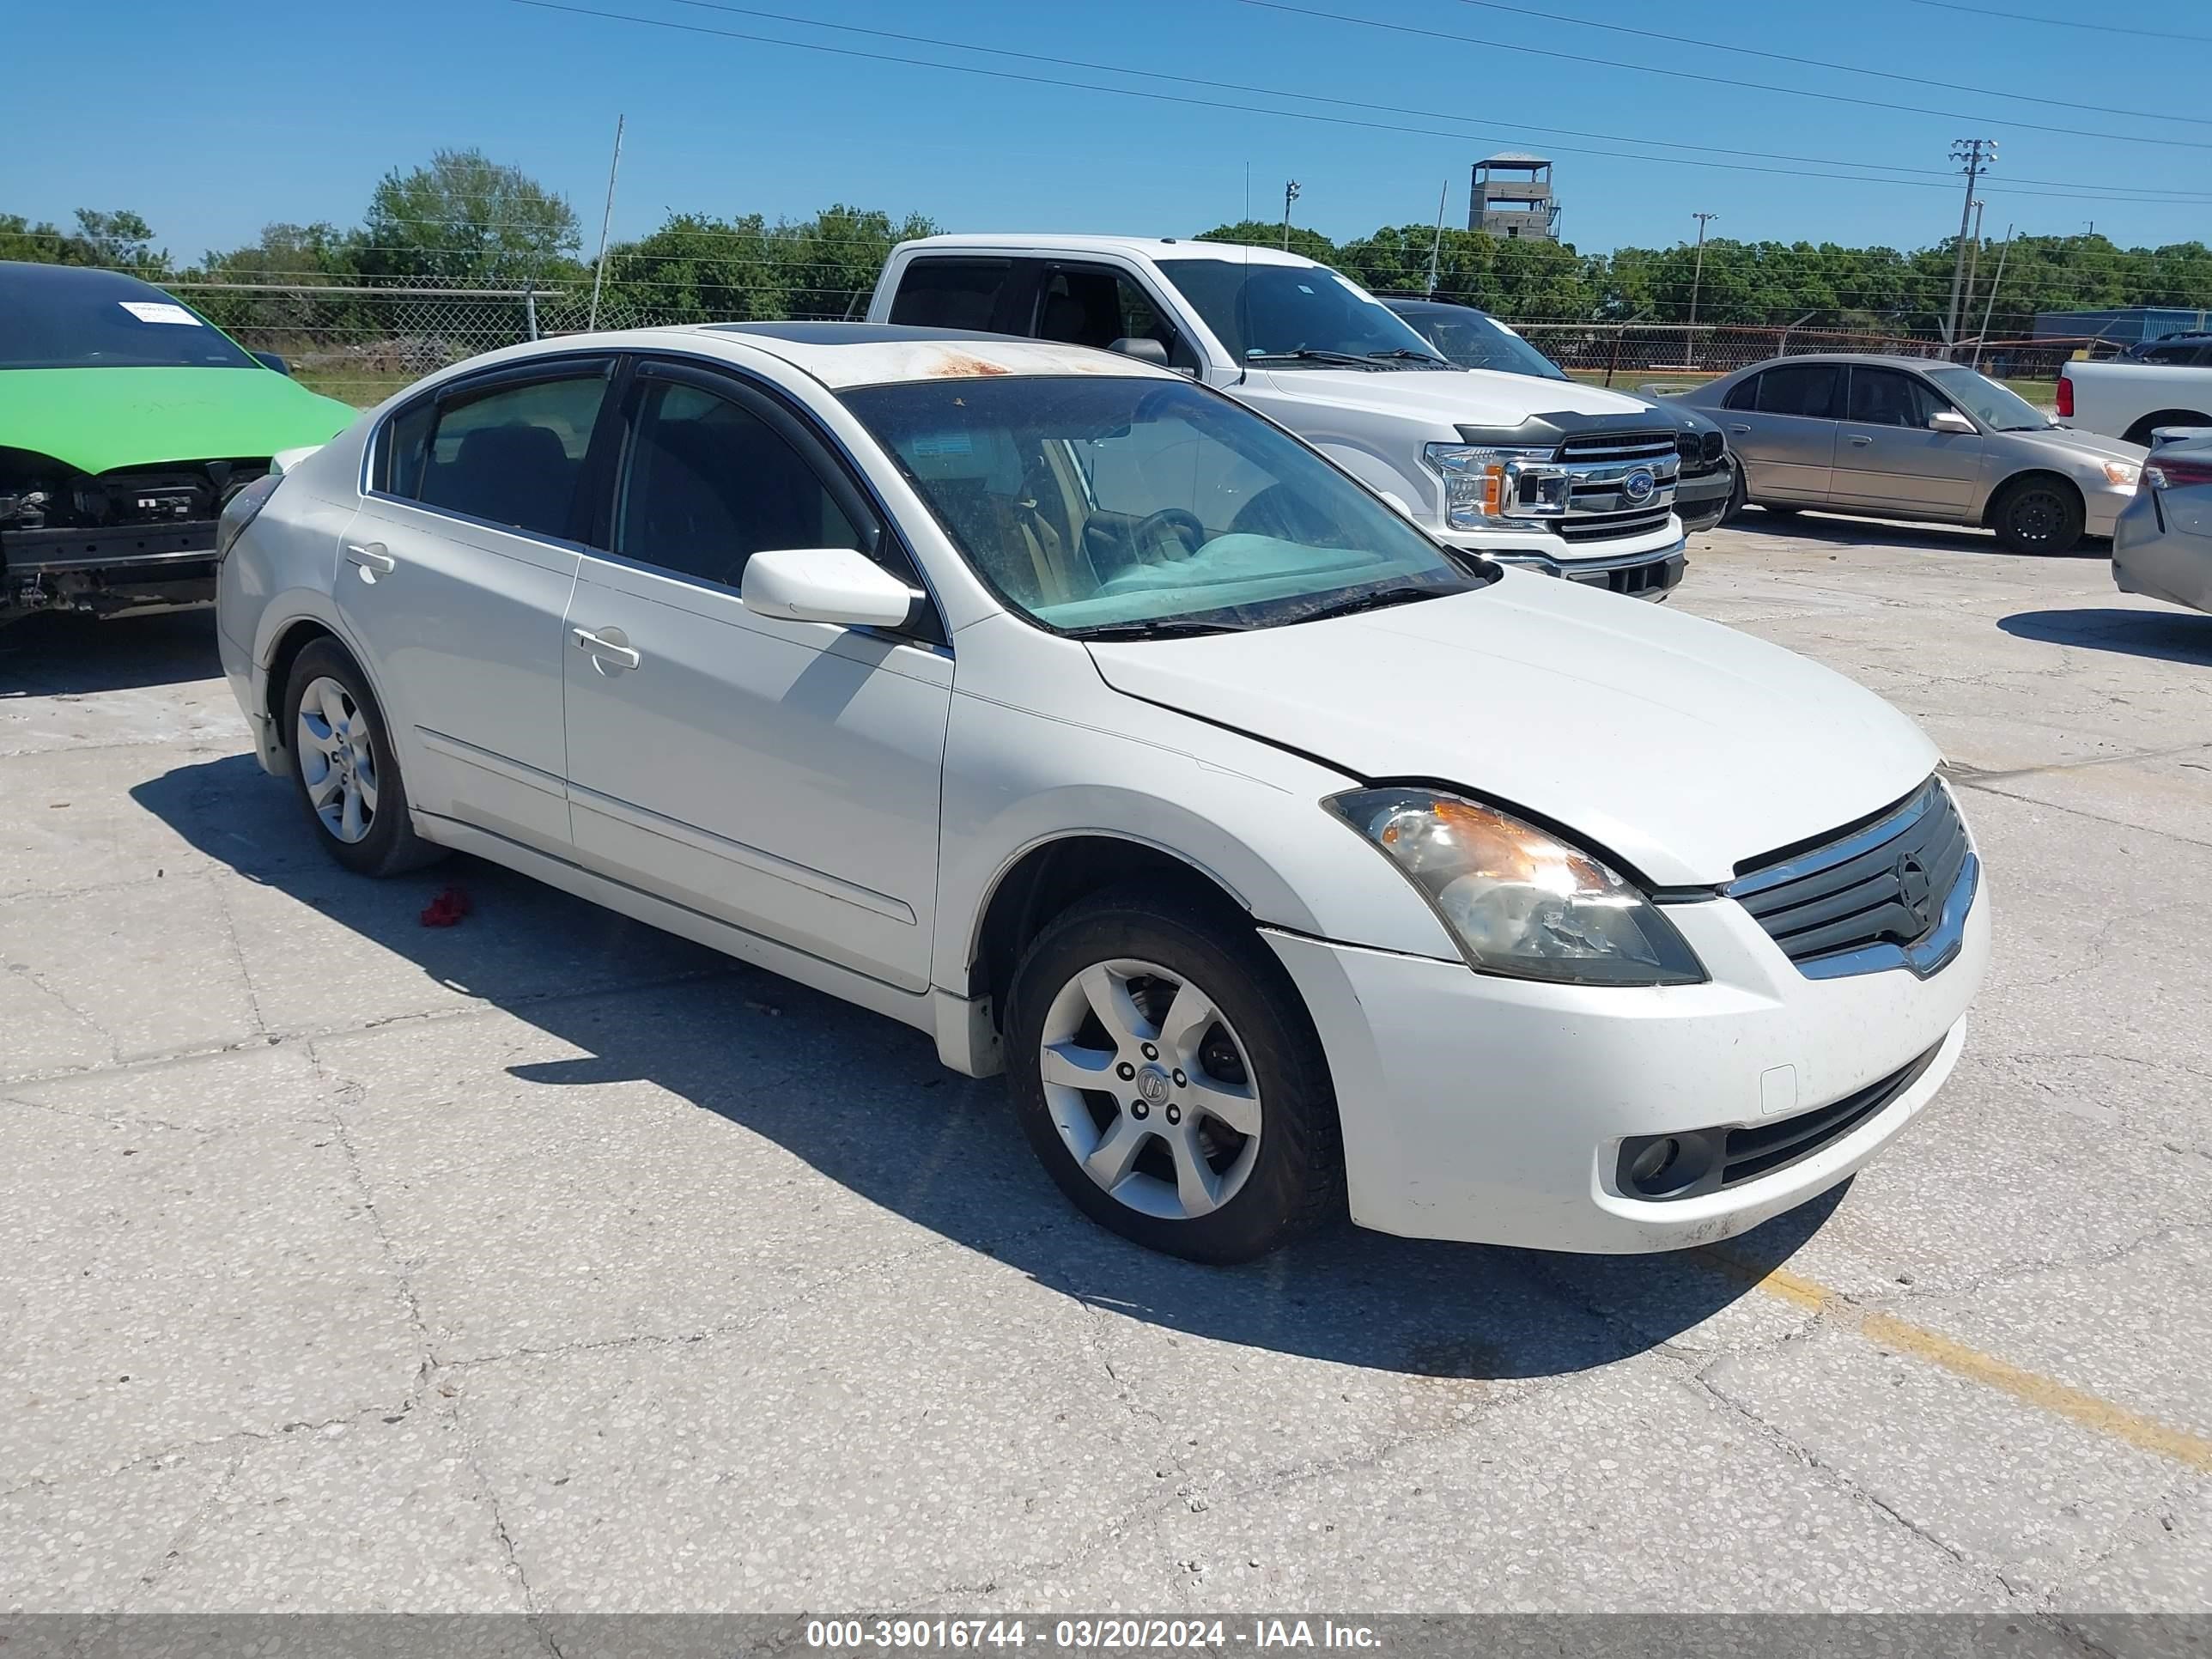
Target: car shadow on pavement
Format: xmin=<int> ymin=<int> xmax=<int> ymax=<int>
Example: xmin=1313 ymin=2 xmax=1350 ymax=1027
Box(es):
xmin=0 ymin=609 xmax=222 ymax=695
xmin=133 ymin=751 xmax=1847 ymax=1384
xmin=2000 ymin=607 xmax=2212 ymax=665
xmin=1733 ymin=508 xmax=2106 ymax=558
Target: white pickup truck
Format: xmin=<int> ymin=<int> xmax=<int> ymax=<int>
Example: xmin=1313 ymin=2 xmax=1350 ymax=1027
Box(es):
xmin=2057 ymin=358 xmax=2212 ymax=447
xmin=867 ymin=235 xmax=1688 ymax=599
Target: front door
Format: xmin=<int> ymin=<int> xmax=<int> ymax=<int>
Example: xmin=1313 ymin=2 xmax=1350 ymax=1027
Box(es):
xmin=1723 ymin=362 xmax=1842 ymax=503
xmin=560 ymin=360 xmax=950 ymax=992
xmin=1831 ymin=366 xmax=1984 ymax=518
xmin=339 ymin=358 xmax=616 ymax=853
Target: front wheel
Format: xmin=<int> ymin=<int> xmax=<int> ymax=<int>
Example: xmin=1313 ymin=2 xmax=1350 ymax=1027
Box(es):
xmin=1990 ymin=476 xmax=2085 ymax=556
xmin=1005 ymin=884 xmax=1343 ymax=1263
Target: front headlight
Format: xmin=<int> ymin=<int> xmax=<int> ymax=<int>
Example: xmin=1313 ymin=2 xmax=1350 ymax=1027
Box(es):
xmin=1325 ymin=787 xmax=1705 ymax=986
xmin=2101 ymin=460 xmax=2142 ymax=489
xmin=1422 ymin=442 xmax=1553 ymax=528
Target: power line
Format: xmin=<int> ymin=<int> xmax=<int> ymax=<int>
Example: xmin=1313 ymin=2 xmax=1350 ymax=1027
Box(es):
xmin=1899 ymin=0 xmax=2212 ymax=44
xmin=1446 ymin=0 xmax=2212 ymax=128
xmin=501 ymin=0 xmax=2212 ymax=204
xmin=1239 ymin=0 xmax=2212 ymax=153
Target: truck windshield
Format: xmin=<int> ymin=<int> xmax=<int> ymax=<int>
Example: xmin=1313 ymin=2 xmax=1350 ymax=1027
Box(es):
xmin=1156 ymin=259 xmax=1449 ymax=367
xmin=1402 ymin=308 xmax=1569 ymax=380
xmin=1925 ymin=366 xmax=2050 ymax=432
xmin=0 ymin=270 xmax=258 ymax=371
xmin=845 ymin=374 xmax=1478 ymax=636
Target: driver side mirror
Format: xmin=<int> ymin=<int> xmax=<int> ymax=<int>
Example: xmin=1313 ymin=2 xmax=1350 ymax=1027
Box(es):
xmin=741 ymin=546 xmax=920 ymax=630
xmin=1929 ymin=409 xmax=1976 ymax=435
xmin=1109 ymin=337 xmax=1170 ymax=368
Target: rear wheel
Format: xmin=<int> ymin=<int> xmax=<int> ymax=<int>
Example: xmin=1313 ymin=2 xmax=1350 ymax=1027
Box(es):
xmin=282 ymin=640 xmax=441 ymax=876
xmin=1990 ymin=475 xmax=2085 ymax=556
xmin=1005 ymin=884 xmax=1343 ymax=1263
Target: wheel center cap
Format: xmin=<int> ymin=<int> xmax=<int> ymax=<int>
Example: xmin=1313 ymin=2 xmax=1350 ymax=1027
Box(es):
xmin=1135 ymin=1065 xmax=1171 ymax=1107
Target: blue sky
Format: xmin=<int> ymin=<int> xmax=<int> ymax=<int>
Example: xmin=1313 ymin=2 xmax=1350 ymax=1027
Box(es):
xmin=14 ymin=0 xmax=2211 ymax=260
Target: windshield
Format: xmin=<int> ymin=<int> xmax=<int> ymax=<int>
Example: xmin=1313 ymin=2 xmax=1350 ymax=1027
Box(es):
xmin=1156 ymin=258 xmax=1448 ymax=366
xmin=1397 ymin=307 xmax=1569 ymax=380
xmin=846 ymin=375 xmax=1478 ymax=635
xmin=1925 ymin=366 xmax=2050 ymax=432
xmin=0 ymin=271 xmax=257 ymax=371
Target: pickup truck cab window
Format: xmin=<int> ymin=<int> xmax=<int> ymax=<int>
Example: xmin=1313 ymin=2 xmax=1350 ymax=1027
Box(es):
xmin=1154 ymin=258 xmax=1447 ymax=367
xmin=885 ymin=259 xmax=1017 ymax=331
xmin=1030 ymin=264 xmax=1196 ymax=371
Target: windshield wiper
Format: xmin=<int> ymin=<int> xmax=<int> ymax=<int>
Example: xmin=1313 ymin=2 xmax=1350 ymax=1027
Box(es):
xmin=1246 ymin=349 xmax=1380 ymax=369
xmin=1292 ymin=586 xmax=1438 ymax=625
xmin=1365 ymin=348 xmax=1453 ymax=368
xmin=1069 ymin=618 xmax=1250 ymax=641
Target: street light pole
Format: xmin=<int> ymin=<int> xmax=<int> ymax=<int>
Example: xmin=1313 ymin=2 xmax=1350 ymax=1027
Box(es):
xmin=1960 ymin=198 xmax=1985 ymax=356
xmin=1686 ymin=211 xmax=1717 ymax=329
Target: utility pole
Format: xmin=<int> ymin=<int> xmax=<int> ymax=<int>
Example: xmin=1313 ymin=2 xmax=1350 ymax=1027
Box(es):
xmin=1425 ymin=179 xmax=1448 ymax=297
xmin=1972 ymin=222 xmax=2014 ymax=371
xmin=1960 ymin=198 xmax=1985 ymax=355
xmin=1943 ymin=138 xmax=1995 ymax=358
xmin=1686 ymin=211 xmax=1718 ymax=329
xmin=1281 ymin=180 xmax=1300 ymax=251
xmin=586 ymin=112 xmax=626 ymax=333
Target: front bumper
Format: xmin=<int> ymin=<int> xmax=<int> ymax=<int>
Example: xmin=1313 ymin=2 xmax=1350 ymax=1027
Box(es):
xmin=2083 ymin=482 xmax=2136 ymax=541
xmin=1674 ymin=461 xmax=1736 ymax=531
xmin=1483 ymin=539 xmax=1687 ymax=599
xmin=2112 ymin=489 xmax=2212 ymax=614
xmin=3 ymin=521 xmax=220 ymax=618
xmin=1263 ymin=860 xmax=1990 ymax=1253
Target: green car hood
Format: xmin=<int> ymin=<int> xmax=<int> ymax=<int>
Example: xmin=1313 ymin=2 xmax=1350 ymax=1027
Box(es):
xmin=0 ymin=367 xmax=358 ymax=477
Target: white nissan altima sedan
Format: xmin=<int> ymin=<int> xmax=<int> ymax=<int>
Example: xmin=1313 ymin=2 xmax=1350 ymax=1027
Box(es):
xmin=215 ymin=323 xmax=1989 ymax=1263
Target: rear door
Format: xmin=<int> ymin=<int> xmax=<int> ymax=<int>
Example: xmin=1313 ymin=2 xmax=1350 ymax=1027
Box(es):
xmin=341 ymin=356 xmax=617 ymax=853
xmin=559 ymin=358 xmax=950 ymax=991
xmin=1722 ymin=363 xmax=1842 ymax=502
xmin=883 ymin=257 xmax=1029 ymax=333
xmin=1831 ymin=366 xmax=1984 ymax=519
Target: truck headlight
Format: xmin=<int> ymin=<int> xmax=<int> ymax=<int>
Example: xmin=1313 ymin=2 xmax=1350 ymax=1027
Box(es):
xmin=1422 ymin=442 xmax=1554 ymax=528
xmin=1326 ymin=787 xmax=1705 ymax=986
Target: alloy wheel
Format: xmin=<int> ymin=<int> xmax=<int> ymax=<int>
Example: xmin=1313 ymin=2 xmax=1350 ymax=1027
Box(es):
xmin=295 ymin=675 xmax=380 ymax=844
xmin=1036 ymin=957 xmax=1263 ymax=1221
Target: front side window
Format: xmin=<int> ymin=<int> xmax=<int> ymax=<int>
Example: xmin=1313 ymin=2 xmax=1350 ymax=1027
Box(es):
xmin=385 ymin=372 xmax=609 ymax=539
xmin=846 ymin=375 xmax=1478 ymax=635
xmin=1846 ymin=368 xmax=1947 ymax=429
xmin=887 ymin=259 xmax=1012 ymax=331
xmin=612 ymin=380 xmax=861 ymax=588
xmin=1753 ymin=364 xmax=1842 ymax=419
xmin=1155 ymin=258 xmax=1447 ymax=367
xmin=1032 ymin=266 xmax=1192 ymax=368
xmin=1924 ymin=365 xmax=2051 ymax=432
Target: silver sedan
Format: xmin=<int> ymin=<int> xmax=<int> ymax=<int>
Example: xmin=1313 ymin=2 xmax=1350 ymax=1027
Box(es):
xmin=1671 ymin=354 xmax=2147 ymax=556
xmin=2114 ymin=434 xmax=2212 ymax=614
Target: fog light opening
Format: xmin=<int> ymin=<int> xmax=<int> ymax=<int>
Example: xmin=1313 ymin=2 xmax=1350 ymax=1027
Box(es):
xmin=1627 ymin=1137 xmax=1679 ymax=1192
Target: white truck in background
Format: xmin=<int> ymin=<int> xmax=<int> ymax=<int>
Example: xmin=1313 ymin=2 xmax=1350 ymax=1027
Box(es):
xmin=867 ymin=236 xmax=1690 ymax=599
xmin=2057 ymin=358 xmax=2212 ymax=447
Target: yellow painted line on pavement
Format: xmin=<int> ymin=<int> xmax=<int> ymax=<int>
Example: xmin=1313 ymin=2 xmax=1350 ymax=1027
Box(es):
xmin=1693 ymin=1249 xmax=2212 ymax=1474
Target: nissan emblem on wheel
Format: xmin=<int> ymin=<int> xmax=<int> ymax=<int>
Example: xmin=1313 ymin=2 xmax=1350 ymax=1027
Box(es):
xmin=219 ymin=321 xmax=1988 ymax=1262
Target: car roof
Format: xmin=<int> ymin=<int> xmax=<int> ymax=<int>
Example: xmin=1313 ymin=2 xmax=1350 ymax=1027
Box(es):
xmin=1382 ymin=297 xmax=1486 ymax=316
xmin=614 ymin=320 xmax=1176 ymax=390
xmin=1717 ymin=353 xmax=1962 ymax=379
xmin=0 ymin=259 xmax=167 ymax=299
xmin=894 ymin=233 xmax=1322 ymax=270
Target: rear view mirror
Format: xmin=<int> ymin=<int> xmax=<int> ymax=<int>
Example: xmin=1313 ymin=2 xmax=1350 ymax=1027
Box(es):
xmin=1109 ymin=337 xmax=1170 ymax=367
xmin=742 ymin=546 xmax=918 ymax=630
xmin=1929 ymin=410 xmax=1976 ymax=435
xmin=252 ymin=351 xmax=292 ymax=376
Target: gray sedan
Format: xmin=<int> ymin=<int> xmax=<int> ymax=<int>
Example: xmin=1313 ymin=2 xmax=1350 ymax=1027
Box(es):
xmin=2114 ymin=433 xmax=2212 ymax=614
xmin=1671 ymin=355 xmax=2147 ymax=555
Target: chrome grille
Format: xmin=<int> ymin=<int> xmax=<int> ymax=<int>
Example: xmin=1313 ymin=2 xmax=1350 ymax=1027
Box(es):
xmin=1726 ymin=780 xmax=1976 ymax=979
xmin=1557 ymin=507 xmax=1674 ymax=544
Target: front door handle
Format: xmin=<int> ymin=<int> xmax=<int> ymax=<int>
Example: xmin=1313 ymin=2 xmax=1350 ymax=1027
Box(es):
xmin=1729 ymin=423 xmax=1751 ymax=435
xmin=573 ymin=625 xmax=641 ymax=672
xmin=343 ymin=541 xmax=396 ymax=582
xmin=1847 ymin=434 xmax=1875 ymax=447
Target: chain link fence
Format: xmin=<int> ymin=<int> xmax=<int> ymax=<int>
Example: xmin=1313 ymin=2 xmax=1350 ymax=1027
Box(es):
xmin=175 ymin=280 xmax=2086 ymax=409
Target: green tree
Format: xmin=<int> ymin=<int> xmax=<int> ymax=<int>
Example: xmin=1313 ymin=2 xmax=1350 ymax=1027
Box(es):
xmin=0 ymin=209 xmax=167 ymax=274
xmin=1194 ymin=219 xmax=1339 ymax=264
xmin=594 ymin=204 xmax=937 ymax=326
xmin=356 ymin=149 xmax=582 ymax=288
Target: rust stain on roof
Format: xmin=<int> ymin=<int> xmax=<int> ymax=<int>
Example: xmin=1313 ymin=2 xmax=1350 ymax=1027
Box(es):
xmin=927 ymin=352 xmax=1012 ymax=378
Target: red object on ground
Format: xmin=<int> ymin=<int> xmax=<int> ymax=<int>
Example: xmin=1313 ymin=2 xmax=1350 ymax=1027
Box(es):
xmin=420 ymin=885 xmax=473 ymax=927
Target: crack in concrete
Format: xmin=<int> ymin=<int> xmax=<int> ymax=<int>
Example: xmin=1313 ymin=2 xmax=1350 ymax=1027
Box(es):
xmin=0 ymin=1089 xmax=214 ymax=1137
xmin=1943 ymin=773 xmax=2212 ymax=853
xmin=2 ymin=960 xmax=122 ymax=1067
xmin=1946 ymin=742 xmax=2212 ymax=786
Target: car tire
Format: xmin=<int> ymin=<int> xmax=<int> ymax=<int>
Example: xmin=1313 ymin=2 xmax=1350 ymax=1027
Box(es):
xmin=1990 ymin=475 xmax=2085 ymax=556
xmin=281 ymin=639 xmax=442 ymax=877
xmin=1004 ymin=882 xmax=1344 ymax=1264
xmin=1718 ymin=465 xmax=1747 ymax=526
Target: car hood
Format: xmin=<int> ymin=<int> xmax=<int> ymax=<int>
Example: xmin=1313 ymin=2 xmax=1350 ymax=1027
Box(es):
xmin=1246 ymin=366 xmax=1666 ymax=430
xmin=1087 ymin=573 xmax=1938 ymax=887
xmin=2002 ymin=424 xmax=2147 ymax=466
xmin=0 ymin=366 xmax=357 ymax=476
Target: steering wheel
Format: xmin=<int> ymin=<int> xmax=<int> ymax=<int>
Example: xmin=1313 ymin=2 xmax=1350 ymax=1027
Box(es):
xmin=1132 ymin=507 xmax=1206 ymax=563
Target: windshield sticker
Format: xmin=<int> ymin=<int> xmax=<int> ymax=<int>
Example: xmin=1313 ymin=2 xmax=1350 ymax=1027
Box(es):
xmin=118 ymin=301 xmax=204 ymax=326
xmin=910 ymin=432 xmax=974 ymax=458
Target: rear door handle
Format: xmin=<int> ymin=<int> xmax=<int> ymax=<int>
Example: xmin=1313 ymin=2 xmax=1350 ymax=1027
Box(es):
xmin=1847 ymin=434 xmax=1875 ymax=447
xmin=343 ymin=541 xmax=396 ymax=581
xmin=1729 ymin=423 xmax=1751 ymax=435
xmin=573 ymin=626 xmax=641 ymax=672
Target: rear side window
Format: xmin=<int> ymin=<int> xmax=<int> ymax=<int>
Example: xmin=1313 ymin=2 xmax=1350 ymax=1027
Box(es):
xmin=380 ymin=372 xmax=610 ymax=539
xmin=1723 ymin=374 xmax=1760 ymax=411
xmin=888 ymin=260 xmax=1013 ymax=331
xmin=1754 ymin=364 xmax=1842 ymax=419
